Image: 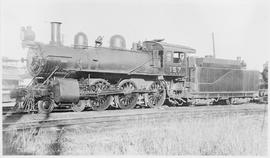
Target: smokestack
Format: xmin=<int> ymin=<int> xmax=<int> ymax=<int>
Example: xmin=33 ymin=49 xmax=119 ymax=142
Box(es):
xmin=50 ymin=22 xmax=62 ymax=45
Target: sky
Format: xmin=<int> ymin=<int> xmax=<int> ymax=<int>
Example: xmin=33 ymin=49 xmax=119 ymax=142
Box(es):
xmin=1 ymin=0 xmax=269 ymax=71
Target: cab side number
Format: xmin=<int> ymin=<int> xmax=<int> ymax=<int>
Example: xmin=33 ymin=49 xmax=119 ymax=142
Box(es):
xmin=169 ymin=66 xmax=181 ymax=73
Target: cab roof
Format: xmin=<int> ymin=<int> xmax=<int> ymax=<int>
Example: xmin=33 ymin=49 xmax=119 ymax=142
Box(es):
xmin=143 ymin=40 xmax=196 ymax=54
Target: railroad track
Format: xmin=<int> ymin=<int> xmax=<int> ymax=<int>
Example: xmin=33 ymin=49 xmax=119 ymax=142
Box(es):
xmin=2 ymin=104 xmax=267 ymax=132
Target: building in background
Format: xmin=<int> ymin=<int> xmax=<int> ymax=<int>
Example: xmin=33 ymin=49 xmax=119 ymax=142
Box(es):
xmin=2 ymin=57 xmax=31 ymax=103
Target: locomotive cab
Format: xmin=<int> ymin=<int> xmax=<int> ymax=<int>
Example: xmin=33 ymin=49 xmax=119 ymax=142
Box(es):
xmin=142 ymin=41 xmax=197 ymax=99
xmin=142 ymin=41 xmax=196 ymax=77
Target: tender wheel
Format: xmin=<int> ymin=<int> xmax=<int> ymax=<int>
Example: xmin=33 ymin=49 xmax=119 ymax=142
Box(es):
xmin=89 ymin=79 xmax=112 ymax=111
xmin=225 ymin=98 xmax=231 ymax=105
xmin=71 ymin=100 xmax=86 ymax=112
xmin=147 ymin=81 xmax=166 ymax=108
xmin=118 ymin=79 xmax=139 ymax=109
xmin=175 ymin=99 xmax=184 ymax=106
xmin=38 ymin=98 xmax=55 ymax=113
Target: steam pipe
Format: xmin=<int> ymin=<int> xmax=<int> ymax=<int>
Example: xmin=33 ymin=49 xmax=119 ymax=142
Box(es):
xmin=212 ymin=32 xmax=216 ymax=58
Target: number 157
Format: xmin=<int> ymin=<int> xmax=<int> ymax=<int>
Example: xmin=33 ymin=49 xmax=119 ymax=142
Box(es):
xmin=169 ymin=66 xmax=181 ymax=73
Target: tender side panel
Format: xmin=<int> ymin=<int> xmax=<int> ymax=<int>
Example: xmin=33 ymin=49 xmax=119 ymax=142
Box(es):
xmin=196 ymin=67 xmax=259 ymax=93
xmin=242 ymin=70 xmax=260 ymax=91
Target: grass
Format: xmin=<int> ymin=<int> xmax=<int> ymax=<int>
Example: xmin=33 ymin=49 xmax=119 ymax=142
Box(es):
xmin=2 ymin=110 xmax=268 ymax=155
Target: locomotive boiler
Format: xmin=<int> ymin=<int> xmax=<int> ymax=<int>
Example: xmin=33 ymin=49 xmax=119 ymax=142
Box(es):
xmin=12 ymin=22 xmax=260 ymax=113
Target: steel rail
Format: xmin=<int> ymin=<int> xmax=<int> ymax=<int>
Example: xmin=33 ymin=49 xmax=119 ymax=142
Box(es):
xmin=3 ymin=104 xmax=266 ymax=132
xmin=3 ymin=104 xmax=262 ymax=121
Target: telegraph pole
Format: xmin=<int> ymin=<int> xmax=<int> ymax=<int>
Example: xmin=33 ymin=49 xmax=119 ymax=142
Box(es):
xmin=212 ymin=32 xmax=216 ymax=58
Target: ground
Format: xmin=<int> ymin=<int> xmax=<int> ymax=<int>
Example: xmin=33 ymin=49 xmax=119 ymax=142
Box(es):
xmin=2 ymin=104 xmax=268 ymax=155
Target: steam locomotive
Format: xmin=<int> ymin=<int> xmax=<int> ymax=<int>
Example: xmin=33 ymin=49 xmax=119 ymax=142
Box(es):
xmin=11 ymin=22 xmax=260 ymax=113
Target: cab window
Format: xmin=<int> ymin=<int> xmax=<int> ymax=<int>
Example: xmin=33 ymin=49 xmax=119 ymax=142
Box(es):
xmin=173 ymin=52 xmax=185 ymax=63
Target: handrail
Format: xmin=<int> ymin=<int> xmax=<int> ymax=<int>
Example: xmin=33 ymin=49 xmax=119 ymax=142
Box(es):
xmin=128 ymin=58 xmax=160 ymax=75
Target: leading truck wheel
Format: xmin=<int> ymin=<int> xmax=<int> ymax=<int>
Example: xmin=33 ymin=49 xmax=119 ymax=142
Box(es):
xmin=38 ymin=98 xmax=55 ymax=113
xmin=147 ymin=81 xmax=166 ymax=108
xmin=71 ymin=100 xmax=86 ymax=112
xmin=91 ymin=96 xmax=113 ymax=111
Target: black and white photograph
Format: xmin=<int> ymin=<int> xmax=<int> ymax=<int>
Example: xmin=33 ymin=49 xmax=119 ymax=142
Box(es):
xmin=1 ymin=0 xmax=269 ymax=156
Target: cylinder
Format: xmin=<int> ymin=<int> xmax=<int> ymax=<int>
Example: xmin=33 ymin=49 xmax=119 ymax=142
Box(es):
xmin=53 ymin=78 xmax=80 ymax=103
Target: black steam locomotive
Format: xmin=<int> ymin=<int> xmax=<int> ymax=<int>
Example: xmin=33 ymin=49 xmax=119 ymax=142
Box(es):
xmin=11 ymin=22 xmax=260 ymax=113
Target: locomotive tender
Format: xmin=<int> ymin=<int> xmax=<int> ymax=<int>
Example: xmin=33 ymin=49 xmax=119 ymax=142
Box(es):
xmin=12 ymin=22 xmax=260 ymax=113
